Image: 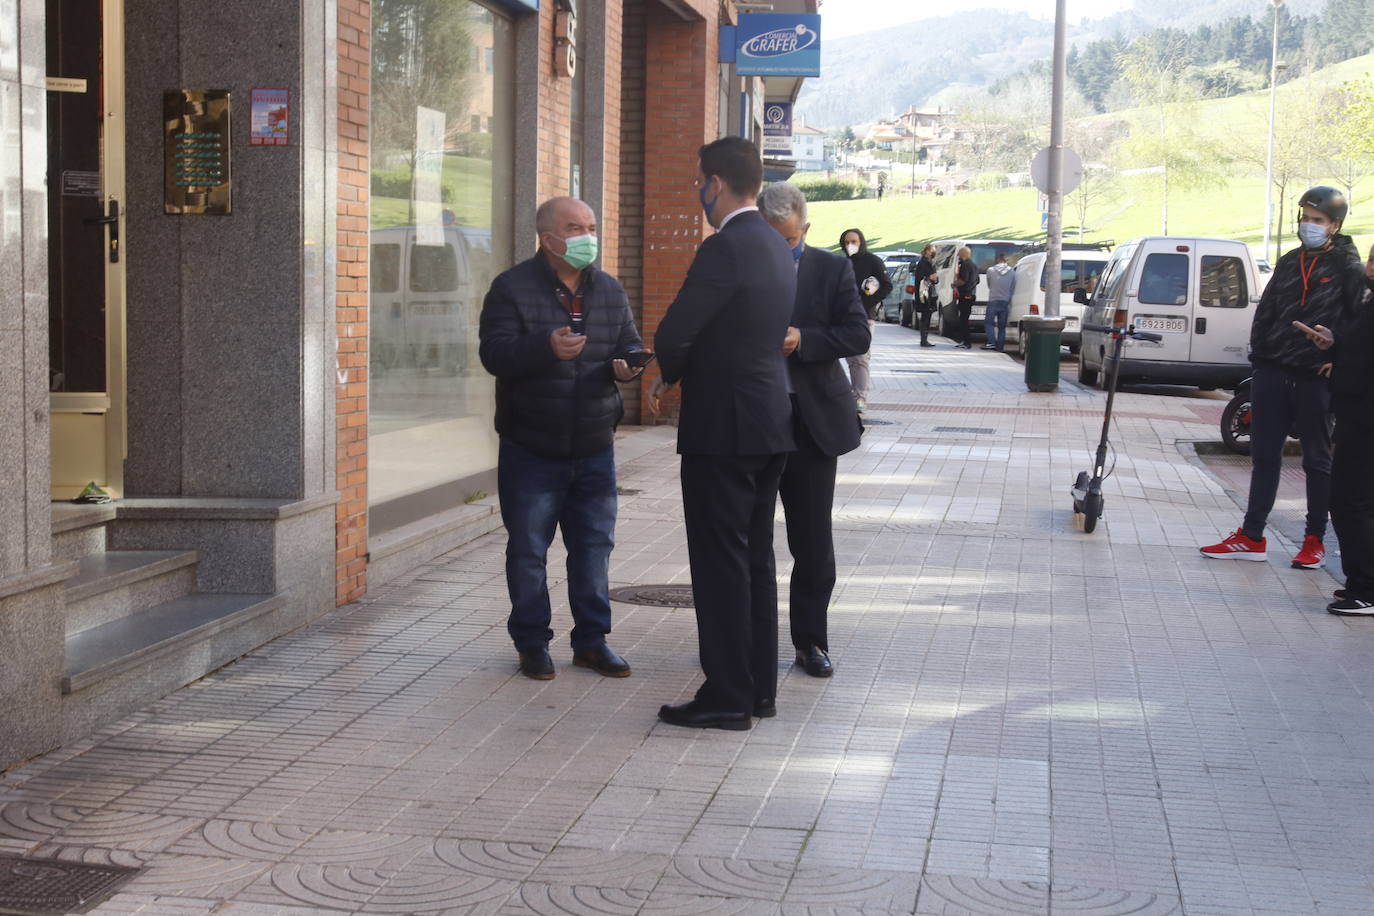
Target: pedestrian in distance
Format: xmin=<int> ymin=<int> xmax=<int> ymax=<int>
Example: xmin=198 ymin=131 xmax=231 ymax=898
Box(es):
xmin=911 ymin=244 xmax=940 ymax=348
xmin=951 ymin=246 xmax=978 ymax=349
xmin=478 ymin=196 xmax=650 ymax=681
xmin=1200 ymin=186 xmax=1367 ymax=569
xmin=1293 ymin=243 xmax=1374 ymax=614
xmin=982 ymin=252 xmax=1016 ymax=352
xmin=758 ymin=182 xmax=871 ymax=680
xmin=839 ymin=228 xmax=892 ymax=412
xmin=649 ymin=137 xmax=796 ymax=731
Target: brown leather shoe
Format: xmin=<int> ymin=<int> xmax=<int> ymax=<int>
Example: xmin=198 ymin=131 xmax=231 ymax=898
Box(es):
xmin=572 ymin=644 xmax=631 ymax=677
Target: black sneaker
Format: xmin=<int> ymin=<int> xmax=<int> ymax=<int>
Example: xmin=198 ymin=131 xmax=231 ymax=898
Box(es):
xmin=1328 ymin=597 xmax=1374 ymax=616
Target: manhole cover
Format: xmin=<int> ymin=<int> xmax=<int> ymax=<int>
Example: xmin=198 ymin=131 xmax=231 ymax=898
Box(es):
xmin=0 ymin=854 xmax=139 ymax=914
xmin=609 ymin=584 xmax=694 ymax=607
xmin=932 ymin=426 xmax=995 ymax=434
xmin=861 ymin=418 xmax=896 ymax=426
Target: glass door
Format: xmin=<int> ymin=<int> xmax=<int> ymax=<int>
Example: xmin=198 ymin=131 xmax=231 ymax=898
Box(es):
xmin=47 ymin=0 xmax=126 ymax=499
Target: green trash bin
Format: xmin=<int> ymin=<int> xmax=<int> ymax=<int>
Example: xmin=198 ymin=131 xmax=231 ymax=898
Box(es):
xmin=1022 ymin=316 xmax=1065 ymax=393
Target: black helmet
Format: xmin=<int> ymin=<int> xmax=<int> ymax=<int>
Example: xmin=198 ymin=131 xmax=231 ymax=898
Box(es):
xmin=1297 ymin=186 xmax=1347 ymax=224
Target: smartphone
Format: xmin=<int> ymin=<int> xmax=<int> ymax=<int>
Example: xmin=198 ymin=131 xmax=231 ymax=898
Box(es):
xmin=620 ymin=350 xmax=655 ymax=368
xmin=569 ymin=315 xmax=585 ymax=335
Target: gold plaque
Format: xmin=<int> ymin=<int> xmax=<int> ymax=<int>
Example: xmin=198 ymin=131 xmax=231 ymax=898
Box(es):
xmin=164 ymin=90 xmax=231 ymax=214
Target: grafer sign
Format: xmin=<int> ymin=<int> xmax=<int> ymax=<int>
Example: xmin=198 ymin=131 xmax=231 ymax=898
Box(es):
xmin=734 ymin=14 xmax=820 ymax=77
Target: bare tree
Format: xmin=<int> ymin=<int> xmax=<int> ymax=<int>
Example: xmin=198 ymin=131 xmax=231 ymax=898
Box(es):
xmin=1065 ymin=118 xmax=1127 ymax=240
xmin=1234 ymin=97 xmax=1309 ymax=263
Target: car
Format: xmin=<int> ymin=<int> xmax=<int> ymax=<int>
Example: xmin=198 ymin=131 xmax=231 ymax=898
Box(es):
xmin=878 ymin=262 xmax=913 ymax=323
xmin=1004 ymin=244 xmax=1112 ymax=356
xmin=928 ymin=238 xmax=1029 ymax=337
xmin=1076 ymin=236 xmax=1260 ymax=390
xmin=874 ymin=249 xmax=921 ymax=267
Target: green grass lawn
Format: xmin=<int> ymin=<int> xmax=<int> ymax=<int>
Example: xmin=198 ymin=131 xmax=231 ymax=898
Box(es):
xmin=371 ymin=154 xmax=494 ymax=230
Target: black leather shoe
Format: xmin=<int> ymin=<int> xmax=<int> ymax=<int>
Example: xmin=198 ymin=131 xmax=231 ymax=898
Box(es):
xmin=795 ymin=646 xmax=833 ymax=678
xmin=573 ymin=644 xmax=631 ymax=677
xmin=658 ymin=700 xmax=751 ymax=730
xmin=517 ymin=647 xmax=555 ymax=680
xmin=753 ymin=699 xmax=776 ymax=718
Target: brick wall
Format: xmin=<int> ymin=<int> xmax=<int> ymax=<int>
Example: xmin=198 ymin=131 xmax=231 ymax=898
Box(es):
xmin=638 ymin=4 xmax=720 ymax=420
xmin=336 ymin=0 xmax=369 ymax=606
xmin=537 ymin=3 xmax=572 ymax=201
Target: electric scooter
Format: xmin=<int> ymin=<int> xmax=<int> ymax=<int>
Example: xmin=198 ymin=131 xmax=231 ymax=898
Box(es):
xmin=1071 ymin=322 xmax=1163 ymax=533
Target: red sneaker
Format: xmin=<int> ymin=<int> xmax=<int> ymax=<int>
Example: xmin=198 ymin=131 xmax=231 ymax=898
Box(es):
xmin=1292 ymin=535 xmax=1325 ymax=569
xmin=1200 ymin=529 xmax=1266 ymax=561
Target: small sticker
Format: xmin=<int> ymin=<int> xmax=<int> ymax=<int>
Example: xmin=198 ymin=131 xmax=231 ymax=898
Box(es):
xmin=249 ymin=88 xmax=290 ymax=146
xmin=61 ymin=170 xmax=101 ymax=197
xmin=46 ymin=77 xmax=87 ymax=93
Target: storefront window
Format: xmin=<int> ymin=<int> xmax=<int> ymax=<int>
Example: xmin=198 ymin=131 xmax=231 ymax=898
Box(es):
xmin=370 ymin=0 xmax=515 ymax=529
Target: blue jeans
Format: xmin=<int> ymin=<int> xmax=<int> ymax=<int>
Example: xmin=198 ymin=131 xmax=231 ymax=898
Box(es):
xmin=498 ymin=439 xmax=617 ymax=652
xmin=984 ymin=299 xmax=1010 ymax=350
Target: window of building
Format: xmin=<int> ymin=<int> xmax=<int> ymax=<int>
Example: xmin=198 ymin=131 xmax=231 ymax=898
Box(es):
xmin=369 ymin=0 xmax=516 ymax=530
xmin=1199 ymin=255 xmax=1247 ymax=308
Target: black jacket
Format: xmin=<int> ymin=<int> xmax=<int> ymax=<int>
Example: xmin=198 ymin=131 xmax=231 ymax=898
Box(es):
xmin=656 ymin=210 xmax=795 ymax=456
xmin=1250 ymin=234 xmax=1365 ymax=377
xmin=791 ymin=247 xmax=871 ymax=457
xmin=479 ymin=253 xmax=641 ymax=459
xmin=847 ymin=250 xmax=892 ymax=316
xmin=1332 ymin=275 xmax=1374 ymax=426
xmin=911 ymin=255 xmax=938 ymax=307
xmin=954 ymin=258 xmax=979 ymax=301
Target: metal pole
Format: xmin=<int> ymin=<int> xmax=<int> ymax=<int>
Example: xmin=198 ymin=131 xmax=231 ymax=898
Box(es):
xmin=1262 ymin=0 xmax=1282 ymax=264
xmin=911 ymin=135 xmax=916 ymax=198
xmin=1044 ymin=0 xmax=1067 ymax=319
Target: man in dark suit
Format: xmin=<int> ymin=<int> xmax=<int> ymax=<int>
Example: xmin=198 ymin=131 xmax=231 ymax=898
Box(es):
xmin=757 ymin=182 xmax=870 ymax=680
xmin=649 ymin=137 xmax=796 ymax=731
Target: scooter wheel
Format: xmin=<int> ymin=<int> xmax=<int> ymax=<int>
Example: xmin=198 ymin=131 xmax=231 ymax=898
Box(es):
xmin=1220 ymin=396 xmax=1251 ymax=456
xmin=1082 ymin=492 xmax=1103 ymax=533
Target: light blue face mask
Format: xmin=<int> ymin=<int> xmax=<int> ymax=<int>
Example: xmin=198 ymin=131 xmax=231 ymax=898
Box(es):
xmin=1298 ymin=222 xmax=1330 ymax=249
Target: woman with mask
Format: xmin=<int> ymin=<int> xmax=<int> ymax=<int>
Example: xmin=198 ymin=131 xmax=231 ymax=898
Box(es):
xmin=911 ymin=244 xmax=940 ymax=348
xmin=839 ymin=228 xmax=892 ymax=411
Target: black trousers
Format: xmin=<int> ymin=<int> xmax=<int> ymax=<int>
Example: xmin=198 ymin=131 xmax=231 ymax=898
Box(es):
xmin=1242 ymin=363 xmax=1332 ymax=542
xmin=1331 ymin=414 xmax=1374 ymax=599
xmin=778 ymin=415 xmax=838 ymax=654
xmin=680 ymin=452 xmax=787 ymax=714
xmin=956 ymin=297 xmax=974 ymax=345
xmin=918 ymin=293 xmax=937 ymax=343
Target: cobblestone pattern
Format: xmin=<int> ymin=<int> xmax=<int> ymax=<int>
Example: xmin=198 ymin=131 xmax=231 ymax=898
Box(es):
xmin=3 ymin=325 xmax=1368 ymax=914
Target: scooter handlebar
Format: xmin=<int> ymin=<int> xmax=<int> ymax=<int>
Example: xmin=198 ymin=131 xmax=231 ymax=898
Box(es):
xmin=1083 ymin=322 xmax=1164 ymax=343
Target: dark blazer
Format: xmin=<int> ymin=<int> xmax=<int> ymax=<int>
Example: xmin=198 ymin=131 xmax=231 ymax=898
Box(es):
xmin=656 ymin=209 xmax=796 ymax=456
xmin=790 ymin=246 xmax=870 ymax=457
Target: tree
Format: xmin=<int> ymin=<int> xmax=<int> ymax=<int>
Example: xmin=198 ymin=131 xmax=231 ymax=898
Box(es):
xmin=1316 ymin=82 xmax=1374 ymax=218
xmin=1065 ymin=118 xmax=1127 ymax=240
xmin=1233 ymin=97 xmax=1309 ymax=264
xmin=1116 ymin=33 xmax=1227 ymax=234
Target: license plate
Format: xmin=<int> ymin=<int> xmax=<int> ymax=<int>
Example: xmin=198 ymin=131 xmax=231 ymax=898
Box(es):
xmin=1134 ymin=316 xmax=1186 ymax=332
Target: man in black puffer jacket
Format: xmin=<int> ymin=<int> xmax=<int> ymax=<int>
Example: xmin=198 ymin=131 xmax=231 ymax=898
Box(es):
xmin=1201 ymin=187 xmax=1366 ymax=570
xmin=479 ymin=197 xmax=648 ymax=681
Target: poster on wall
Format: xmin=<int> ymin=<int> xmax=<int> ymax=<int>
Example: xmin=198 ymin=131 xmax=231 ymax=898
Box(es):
xmin=762 ymin=102 xmax=793 ymax=157
xmin=249 ymin=88 xmax=290 ymax=146
xmin=414 ymin=106 xmax=447 ymax=247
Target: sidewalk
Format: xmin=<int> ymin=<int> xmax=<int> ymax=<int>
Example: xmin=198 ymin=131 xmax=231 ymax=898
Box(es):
xmin=4 ymin=322 xmax=1371 ymax=915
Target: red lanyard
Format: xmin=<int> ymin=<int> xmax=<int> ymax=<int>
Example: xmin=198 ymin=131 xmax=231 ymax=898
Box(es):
xmin=555 ymin=287 xmax=585 ymax=319
xmin=1299 ymin=251 xmax=1320 ymax=307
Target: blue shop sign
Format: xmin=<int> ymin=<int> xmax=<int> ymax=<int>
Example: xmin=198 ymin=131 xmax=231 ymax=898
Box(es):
xmin=734 ymin=13 xmax=820 ymax=77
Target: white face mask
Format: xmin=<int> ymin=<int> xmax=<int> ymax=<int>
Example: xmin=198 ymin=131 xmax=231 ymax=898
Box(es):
xmin=844 ymin=242 xmax=859 ymax=256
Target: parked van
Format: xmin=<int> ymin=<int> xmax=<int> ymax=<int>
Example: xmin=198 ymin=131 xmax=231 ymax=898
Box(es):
xmin=370 ymin=226 xmax=476 ymax=375
xmin=1005 ymin=245 xmax=1111 ymax=356
xmin=1076 ymin=237 xmax=1260 ymax=389
xmin=929 ymin=238 xmax=1027 ymax=337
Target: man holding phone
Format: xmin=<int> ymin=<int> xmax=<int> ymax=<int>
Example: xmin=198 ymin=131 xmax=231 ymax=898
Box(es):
xmin=479 ymin=197 xmax=651 ymax=680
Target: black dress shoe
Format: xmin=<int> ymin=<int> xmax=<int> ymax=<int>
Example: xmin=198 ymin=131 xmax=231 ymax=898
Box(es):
xmin=795 ymin=646 xmax=833 ymax=678
xmin=753 ymin=699 xmax=776 ymax=718
xmin=658 ymin=700 xmax=751 ymax=731
xmin=573 ymin=644 xmax=631 ymax=677
xmin=517 ymin=647 xmax=555 ymax=680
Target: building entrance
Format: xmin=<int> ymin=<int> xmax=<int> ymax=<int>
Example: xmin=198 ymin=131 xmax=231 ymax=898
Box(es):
xmin=46 ymin=0 xmax=126 ymax=499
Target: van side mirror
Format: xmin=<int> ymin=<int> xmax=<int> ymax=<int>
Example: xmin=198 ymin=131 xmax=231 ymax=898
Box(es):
xmin=1072 ymin=288 xmax=1089 ymax=305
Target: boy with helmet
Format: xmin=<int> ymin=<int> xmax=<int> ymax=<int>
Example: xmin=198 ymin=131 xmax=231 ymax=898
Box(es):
xmin=1200 ymin=186 xmax=1366 ymax=568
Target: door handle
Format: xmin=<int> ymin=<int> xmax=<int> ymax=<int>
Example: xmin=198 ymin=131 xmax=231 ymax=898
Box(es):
xmin=83 ymin=198 xmax=119 ymax=263
xmin=1195 ymin=317 xmax=1207 ymax=334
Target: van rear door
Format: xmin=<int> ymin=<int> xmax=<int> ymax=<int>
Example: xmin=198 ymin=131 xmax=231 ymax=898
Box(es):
xmin=1126 ymin=241 xmax=1192 ymax=365
xmin=1188 ymin=240 xmax=1254 ymax=371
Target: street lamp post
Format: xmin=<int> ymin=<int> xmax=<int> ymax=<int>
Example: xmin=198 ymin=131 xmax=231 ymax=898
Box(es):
xmin=1262 ymin=0 xmax=1283 ymax=264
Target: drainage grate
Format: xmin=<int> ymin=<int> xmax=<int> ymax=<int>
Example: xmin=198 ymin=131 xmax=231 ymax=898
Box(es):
xmin=890 ymin=369 xmax=941 ymax=374
xmin=924 ymin=382 xmax=968 ymax=387
xmin=861 ymin=418 xmax=896 ymax=426
xmin=932 ymin=426 xmax=995 ymax=434
xmin=609 ymin=584 xmax=694 ymax=607
xmin=0 ymin=854 xmax=139 ymax=914
xmin=615 ymin=488 xmax=642 ymax=496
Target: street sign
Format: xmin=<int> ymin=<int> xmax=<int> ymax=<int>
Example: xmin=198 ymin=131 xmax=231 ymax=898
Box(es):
xmin=1030 ymin=147 xmax=1082 ymax=195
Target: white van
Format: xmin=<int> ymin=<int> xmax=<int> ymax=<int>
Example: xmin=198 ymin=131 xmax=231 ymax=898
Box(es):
xmin=929 ymin=238 xmax=1027 ymax=336
xmin=1005 ymin=246 xmax=1111 ymax=356
xmin=1076 ymin=237 xmax=1260 ymax=389
xmin=370 ymin=226 xmax=475 ymax=375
